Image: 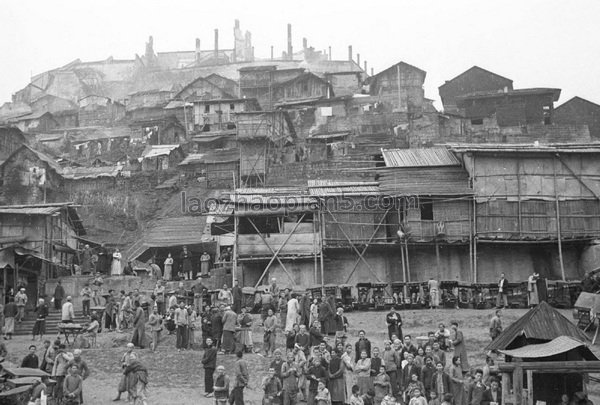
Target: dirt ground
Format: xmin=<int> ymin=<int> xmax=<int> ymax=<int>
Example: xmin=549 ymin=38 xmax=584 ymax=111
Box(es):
xmin=1 ymin=307 xmax=598 ymax=404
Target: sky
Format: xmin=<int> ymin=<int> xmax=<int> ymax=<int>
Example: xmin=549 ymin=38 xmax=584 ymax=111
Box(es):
xmin=1 ymin=0 xmax=599 ymax=109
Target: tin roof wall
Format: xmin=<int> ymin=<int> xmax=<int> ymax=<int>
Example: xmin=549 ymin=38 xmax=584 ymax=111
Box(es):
xmin=381 ymin=147 xmax=460 ymax=167
xmin=141 ymin=144 xmax=181 ymax=159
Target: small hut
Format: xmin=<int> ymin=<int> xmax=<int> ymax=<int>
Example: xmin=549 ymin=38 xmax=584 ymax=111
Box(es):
xmin=486 ymin=302 xmax=599 ymax=404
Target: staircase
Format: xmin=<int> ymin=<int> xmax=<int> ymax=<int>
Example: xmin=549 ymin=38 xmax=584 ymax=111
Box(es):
xmin=13 ymin=309 xmax=89 ymax=336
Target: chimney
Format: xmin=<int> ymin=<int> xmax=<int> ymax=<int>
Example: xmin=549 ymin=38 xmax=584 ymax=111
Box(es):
xmin=214 ymin=29 xmax=219 ymax=59
xmin=287 ymin=24 xmax=293 ymax=60
xmin=364 ymin=61 xmax=367 ymax=72
xmin=303 ymin=37 xmax=307 ymax=50
xmin=271 ymin=46 xmax=274 ymax=60
xmin=357 ymin=53 xmax=360 ymax=67
xmin=328 ymin=46 xmax=331 ymax=61
xmin=348 ymin=45 xmax=352 ymax=62
xmin=235 ymin=19 xmax=240 ymax=29
xmin=371 ymin=68 xmax=374 ymax=76
xmin=195 ymin=38 xmax=201 ymax=63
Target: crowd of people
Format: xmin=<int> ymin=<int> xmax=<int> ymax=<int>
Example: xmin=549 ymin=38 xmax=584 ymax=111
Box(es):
xmin=0 ymin=272 xmax=595 ymax=405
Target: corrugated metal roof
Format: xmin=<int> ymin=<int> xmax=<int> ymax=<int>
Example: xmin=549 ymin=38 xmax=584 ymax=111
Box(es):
xmin=485 ymin=301 xmax=589 ymax=351
xmin=61 ymin=165 xmax=123 ymax=180
xmin=308 ymin=180 xmax=381 ymax=196
xmin=234 ymin=187 xmax=308 ymax=196
xmin=141 ymin=145 xmax=181 ymax=159
xmin=179 ymin=149 xmax=239 ymax=166
xmin=140 ymin=216 xmax=209 ymax=248
xmin=499 ymin=336 xmax=593 ymax=359
xmin=0 ymin=206 xmax=62 ymax=215
xmin=378 ymin=166 xmax=473 ymax=196
xmin=381 ymin=147 xmax=460 ymax=167
xmin=447 ymin=142 xmax=600 ymax=153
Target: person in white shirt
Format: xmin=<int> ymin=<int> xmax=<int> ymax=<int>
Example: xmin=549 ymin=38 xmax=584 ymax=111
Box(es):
xmin=61 ymin=296 xmax=75 ymax=323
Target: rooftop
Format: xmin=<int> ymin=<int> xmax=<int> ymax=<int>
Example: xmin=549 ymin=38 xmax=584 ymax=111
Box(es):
xmin=457 ymin=87 xmax=561 ymax=102
xmin=381 ymin=147 xmax=460 ymax=167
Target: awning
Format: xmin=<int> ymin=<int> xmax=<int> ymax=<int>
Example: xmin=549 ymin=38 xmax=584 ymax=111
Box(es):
xmin=193 ymin=135 xmax=225 ymax=143
xmin=52 ymin=242 xmax=76 ymax=253
xmin=14 ymin=246 xmax=52 ymax=263
xmin=308 ymin=131 xmax=351 ymax=140
xmin=74 ymin=236 xmax=103 ymax=247
xmin=499 ymin=336 xmax=594 ymax=359
xmin=235 ymin=204 xmax=317 ymax=217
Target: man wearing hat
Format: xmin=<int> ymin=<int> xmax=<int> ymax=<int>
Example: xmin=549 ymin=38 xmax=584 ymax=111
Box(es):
xmin=61 ymin=296 xmax=75 ymax=324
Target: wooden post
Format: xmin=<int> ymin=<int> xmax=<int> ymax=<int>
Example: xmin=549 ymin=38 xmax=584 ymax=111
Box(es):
xmin=233 ymin=211 xmax=239 ymax=285
xmin=472 ymin=154 xmax=478 ymax=283
xmin=501 ymin=373 xmax=511 ymax=405
xmin=526 ymin=370 xmax=534 ymax=405
xmin=435 ymin=241 xmax=441 ymax=280
xmin=313 ymin=217 xmax=318 ymax=284
xmin=319 ymin=210 xmax=325 ymax=295
xmin=514 ymin=366 xmax=523 ymax=405
xmin=404 ymin=239 xmax=411 ymax=282
xmin=553 ymin=157 xmax=566 ymax=281
xmin=517 ymin=159 xmax=522 ymax=237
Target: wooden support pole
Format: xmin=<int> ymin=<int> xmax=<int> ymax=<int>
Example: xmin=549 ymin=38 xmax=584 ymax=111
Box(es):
xmin=526 ymin=370 xmax=534 ymax=405
xmin=517 ymin=159 xmax=522 ymax=236
xmin=233 ymin=213 xmax=239 ymax=284
xmin=514 ymin=366 xmax=523 ymax=405
xmin=472 ymin=154 xmax=478 ymax=283
xmin=501 ymin=373 xmax=511 ymax=405
xmin=553 ymin=157 xmax=566 ymax=281
xmin=343 ymin=208 xmax=391 ymax=284
xmin=252 ymin=214 xmax=306 ymax=288
xmin=404 ymin=239 xmax=411 ymax=283
xmin=313 ymin=217 xmax=318 ymax=284
xmin=323 ymin=205 xmax=384 ymax=283
xmin=319 ymin=210 xmax=325 ymax=295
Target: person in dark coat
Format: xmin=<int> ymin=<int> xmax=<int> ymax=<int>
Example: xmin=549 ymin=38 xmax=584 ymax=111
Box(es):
xmin=202 ymin=337 xmax=217 ymax=397
xmin=54 ymin=281 xmax=65 ymax=311
xmin=326 ymin=295 xmax=337 ymax=335
xmin=96 ymin=243 xmax=109 ymax=274
xmin=300 ymin=293 xmax=311 ymax=327
xmin=21 ymin=345 xmax=39 ymax=368
xmin=318 ymin=299 xmax=333 ymax=335
xmin=355 ymin=330 xmax=372 ymax=360
xmin=386 ymin=309 xmax=402 ymax=341
xmin=231 ymin=280 xmax=243 ymax=314
xmin=309 ymin=321 xmax=324 ymax=348
xmin=481 ymin=377 xmax=502 ymax=405
xmin=179 ymin=246 xmax=193 ymax=280
xmin=211 ymin=306 xmax=223 ymax=351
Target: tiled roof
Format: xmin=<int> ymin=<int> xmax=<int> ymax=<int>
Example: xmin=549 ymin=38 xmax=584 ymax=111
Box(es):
xmin=381 ymin=147 xmax=460 ymax=167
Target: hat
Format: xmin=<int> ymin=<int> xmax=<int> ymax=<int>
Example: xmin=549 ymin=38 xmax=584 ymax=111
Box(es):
xmin=73 ymin=349 xmax=82 ymax=355
xmin=126 ymin=343 xmax=134 ymax=348
xmin=66 ymin=296 xmax=72 ymax=301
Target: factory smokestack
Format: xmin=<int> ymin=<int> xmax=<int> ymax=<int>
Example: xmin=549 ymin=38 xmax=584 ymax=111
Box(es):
xmin=195 ymin=38 xmax=201 ymax=63
xmin=348 ymin=45 xmax=352 ymax=62
xmin=328 ymin=46 xmax=331 ymax=61
xmin=357 ymin=53 xmax=360 ymax=67
xmin=271 ymin=46 xmax=274 ymax=60
xmin=364 ymin=61 xmax=367 ymax=72
xmin=287 ymin=24 xmax=293 ymax=60
xmin=214 ymin=29 xmax=219 ymax=59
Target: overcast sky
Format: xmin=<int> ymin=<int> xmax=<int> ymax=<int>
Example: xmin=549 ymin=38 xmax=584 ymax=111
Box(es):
xmin=2 ymin=0 xmax=599 ymax=108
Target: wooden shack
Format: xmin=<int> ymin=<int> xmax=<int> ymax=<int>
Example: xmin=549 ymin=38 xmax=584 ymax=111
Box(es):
xmin=486 ymin=302 xmax=597 ymax=404
xmin=0 ymin=203 xmax=85 ymax=305
xmin=178 ymin=148 xmax=239 ymax=189
xmin=450 ymin=143 xmax=600 ymax=282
